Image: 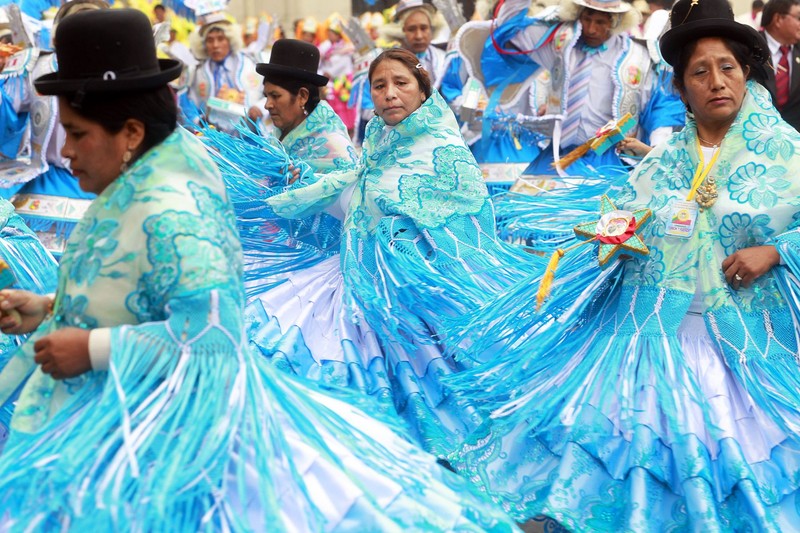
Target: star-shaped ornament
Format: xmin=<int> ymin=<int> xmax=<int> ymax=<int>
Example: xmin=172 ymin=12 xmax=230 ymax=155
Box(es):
xmin=573 ymin=195 xmax=651 ymax=268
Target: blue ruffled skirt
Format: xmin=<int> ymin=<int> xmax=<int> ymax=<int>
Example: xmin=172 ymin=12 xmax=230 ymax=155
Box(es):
xmin=245 ymin=255 xmax=486 ymax=457
xmin=0 ymin=305 xmax=518 ymax=531
xmin=449 ymin=289 xmax=800 ymax=531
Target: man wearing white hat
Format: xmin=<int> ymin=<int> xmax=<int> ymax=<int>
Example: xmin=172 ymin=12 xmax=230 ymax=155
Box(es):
xmin=493 ymin=0 xmax=684 ymax=173
xmin=383 ymin=0 xmax=450 ymax=89
xmin=187 ymin=12 xmax=264 ymax=128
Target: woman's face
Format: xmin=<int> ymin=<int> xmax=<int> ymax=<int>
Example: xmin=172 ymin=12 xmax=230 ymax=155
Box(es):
xmin=263 ymin=81 xmax=307 ymax=134
xmin=58 ymin=99 xmax=133 ymax=195
xmin=370 ymin=59 xmax=426 ymax=126
xmin=680 ymin=37 xmax=749 ymax=130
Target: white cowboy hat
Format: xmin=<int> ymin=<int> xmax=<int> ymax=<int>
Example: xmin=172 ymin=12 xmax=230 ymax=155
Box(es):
xmin=571 ymin=0 xmax=631 ymax=14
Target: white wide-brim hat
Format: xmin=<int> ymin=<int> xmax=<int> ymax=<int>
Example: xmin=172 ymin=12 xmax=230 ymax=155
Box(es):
xmin=572 ymin=0 xmax=631 ymax=14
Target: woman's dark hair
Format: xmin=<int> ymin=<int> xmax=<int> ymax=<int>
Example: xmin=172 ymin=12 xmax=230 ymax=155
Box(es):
xmin=672 ymin=36 xmax=768 ymax=98
xmin=262 ymin=74 xmax=321 ymax=114
xmin=368 ymin=48 xmax=433 ymax=99
xmin=62 ymin=85 xmax=178 ymax=160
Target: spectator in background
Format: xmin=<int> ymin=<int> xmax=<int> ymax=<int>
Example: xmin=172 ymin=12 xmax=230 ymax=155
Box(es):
xmin=761 ymin=0 xmax=800 ymax=130
xmin=736 ymin=0 xmax=765 ymax=28
xmin=382 ymin=0 xmax=449 ymax=89
xmin=318 ymin=16 xmax=356 ymax=133
xmin=187 ymin=13 xmax=264 ymax=126
xmin=295 ymin=16 xmax=319 ymax=44
xmin=152 ymin=3 xmax=166 ymax=24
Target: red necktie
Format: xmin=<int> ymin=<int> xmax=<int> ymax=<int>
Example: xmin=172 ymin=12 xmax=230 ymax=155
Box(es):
xmin=776 ymin=45 xmax=791 ymax=109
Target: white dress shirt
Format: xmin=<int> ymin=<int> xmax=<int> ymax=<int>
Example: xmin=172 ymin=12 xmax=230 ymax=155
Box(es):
xmin=765 ymin=29 xmax=792 ymax=81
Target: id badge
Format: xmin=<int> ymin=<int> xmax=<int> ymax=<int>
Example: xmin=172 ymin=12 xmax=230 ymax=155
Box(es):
xmin=665 ymin=200 xmax=698 ymax=239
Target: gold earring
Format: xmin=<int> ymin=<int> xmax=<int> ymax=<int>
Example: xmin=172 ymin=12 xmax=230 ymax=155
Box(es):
xmin=120 ymin=149 xmax=132 ymax=173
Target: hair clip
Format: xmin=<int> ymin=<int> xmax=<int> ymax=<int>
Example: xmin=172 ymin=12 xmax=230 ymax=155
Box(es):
xmin=415 ymin=63 xmax=422 ymax=69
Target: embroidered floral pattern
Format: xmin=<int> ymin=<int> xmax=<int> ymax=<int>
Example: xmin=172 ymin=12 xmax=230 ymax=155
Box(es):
xmin=728 ymin=162 xmax=790 ymax=209
xmin=128 ymin=182 xmax=241 ymax=322
xmin=56 ymin=294 xmax=98 ymax=329
xmin=650 ymin=147 xmax=694 ymax=191
xmin=367 ymin=130 xmax=415 ymax=167
xmin=68 ymin=218 xmax=119 ymax=286
xmin=742 ymin=114 xmax=795 ymax=160
xmin=283 ymin=100 xmax=357 ymax=175
xmin=625 ymin=245 xmax=665 ymax=285
xmin=390 ymin=145 xmax=487 ymax=229
xmin=718 ymin=212 xmax=775 ymax=255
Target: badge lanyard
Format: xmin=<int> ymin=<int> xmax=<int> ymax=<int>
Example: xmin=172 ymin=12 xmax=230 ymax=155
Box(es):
xmin=664 ymin=138 xmax=720 ymax=239
xmin=685 ymin=138 xmax=720 ymax=202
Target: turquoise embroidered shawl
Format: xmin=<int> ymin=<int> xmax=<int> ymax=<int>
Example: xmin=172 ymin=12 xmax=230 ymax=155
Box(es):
xmin=269 ymin=90 xmax=527 ymax=350
xmin=279 ymin=100 xmax=357 ymax=174
xmin=269 ymin=90 xmax=492 ymax=250
xmin=0 ymin=128 xmax=243 ymax=433
xmin=621 ymin=81 xmax=800 ymax=337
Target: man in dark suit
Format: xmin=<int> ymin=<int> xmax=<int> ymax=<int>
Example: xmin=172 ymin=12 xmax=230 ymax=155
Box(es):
xmin=762 ymin=0 xmax=800 ymax=131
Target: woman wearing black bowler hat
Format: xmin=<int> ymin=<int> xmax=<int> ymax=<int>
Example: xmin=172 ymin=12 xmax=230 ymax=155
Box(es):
xmin=446 ymin=0 xmax=800 ymax=529
xmin=257 ymin=38 xmax=357 ymax=175
xmin=0 ymin=9 xmax=520 ymax=532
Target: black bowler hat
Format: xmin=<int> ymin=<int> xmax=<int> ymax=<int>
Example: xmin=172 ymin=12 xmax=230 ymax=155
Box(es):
xmin=660 ymin=0 xmax=769 ymax=67
xmin=256 ymin=39 xmax=328 ymax=87
xmin=34 ymin=8 xmax=182 ymax=96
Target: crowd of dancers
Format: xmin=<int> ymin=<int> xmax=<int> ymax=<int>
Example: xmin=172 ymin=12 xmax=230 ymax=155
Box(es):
xmin=0 ymin=0 xmax=799 ymax=531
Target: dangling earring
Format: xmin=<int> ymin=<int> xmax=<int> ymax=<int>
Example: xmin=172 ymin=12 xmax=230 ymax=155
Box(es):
xmin=302 ymin=106 xmax=308 ymax=116
xmin=120 ymin=148 xmax=132 ymax=173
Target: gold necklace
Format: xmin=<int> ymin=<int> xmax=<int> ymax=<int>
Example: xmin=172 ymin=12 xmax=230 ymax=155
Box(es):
xmin=696 ymin=133 xmax=723 ymax=147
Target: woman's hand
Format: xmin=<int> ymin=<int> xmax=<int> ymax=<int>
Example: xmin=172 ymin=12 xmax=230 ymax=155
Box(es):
xmin=722 ymin=245 xmax=781 ymax=289
xmin=34 ymin=327 xmax=92 ymax=380
xmin=617 ymin=137 xmax=652 ymax=157
xmin=0 ymin=290 xmax=51 ymax=334
xmin=287 ymin=164 xmax=301 ymax=184
xmin=247 ymin=105 xmax=263 ymax=121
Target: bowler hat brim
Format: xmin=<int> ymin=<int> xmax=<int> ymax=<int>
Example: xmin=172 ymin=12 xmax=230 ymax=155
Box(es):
xmin=34 ymin=58 xmax=183 ymax=95
xmin=256 ymin=63 xmax=328 ymax=87
xmin=660 ymin=19 xmax=766 ymax=66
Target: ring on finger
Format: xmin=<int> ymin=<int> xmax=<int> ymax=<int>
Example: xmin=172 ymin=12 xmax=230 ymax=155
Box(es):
xmin=734 ymin=274 xmax=743 ymax=281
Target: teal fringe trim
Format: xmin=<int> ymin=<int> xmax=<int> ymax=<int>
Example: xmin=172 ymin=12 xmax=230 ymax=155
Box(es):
xmin=0 ymin=216 xmax=59 ymax=445
xmin=344 ymin=205 xmax=540 ymax=363
xmin=492 ymin=174 xmax=630 ymax=249
xmin=0 ymin=311 xmax=519 ymax=531
xmin=198 ymin=126 xmax=342 ymax=299
xmin=442 ymin=245 xmax=624 ymax=418
xmin=744 ymin=244 xmax=800 ymax=436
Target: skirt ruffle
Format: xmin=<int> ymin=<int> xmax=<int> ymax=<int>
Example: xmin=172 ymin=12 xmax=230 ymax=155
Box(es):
xmin=0 ymin=315 xmax=518 ymax=532
xmin=449 ymin=301 xmax=800 ymax=531
xmin=245 ymin=256 xmax=486 ymax=457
